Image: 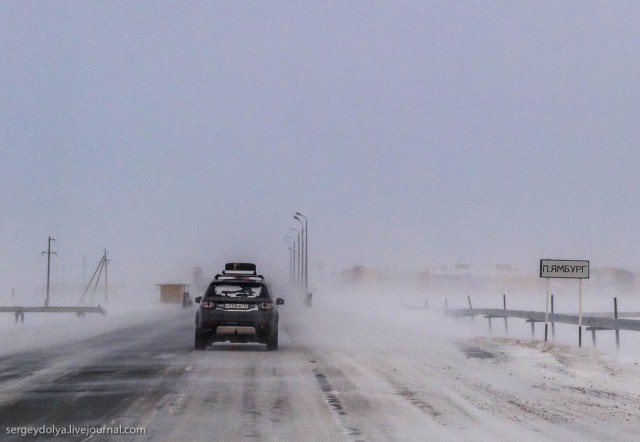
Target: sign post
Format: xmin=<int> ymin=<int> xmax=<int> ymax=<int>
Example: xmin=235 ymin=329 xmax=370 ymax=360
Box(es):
xmin=545 ymin=278 xmax=550 ymax=341
xmin=540 ymin=259 xmax=589 ymax=346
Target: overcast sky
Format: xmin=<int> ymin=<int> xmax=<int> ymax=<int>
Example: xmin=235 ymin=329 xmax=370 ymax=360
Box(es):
xmin=2 ymin=2 xmax=640 ymax=294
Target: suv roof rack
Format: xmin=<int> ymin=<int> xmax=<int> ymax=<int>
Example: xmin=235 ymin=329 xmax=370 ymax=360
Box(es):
xmin=222 ymin=269 xmax=255 ymax=276
xmin=213 ymin=274 xmax=265 ymax=281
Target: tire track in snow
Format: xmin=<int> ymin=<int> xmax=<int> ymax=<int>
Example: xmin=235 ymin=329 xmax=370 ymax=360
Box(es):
xmin=311 ymin=364 xmax=365 ymax=442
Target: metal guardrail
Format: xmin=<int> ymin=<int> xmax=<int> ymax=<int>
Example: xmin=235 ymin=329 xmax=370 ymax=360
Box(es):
xmin=0 ymin=306 xmax=106 ymax=322
xmin=0 ymin=306 xmax=105 ymax=314
xmin=446 ymin=308 xmax=640 ymax=332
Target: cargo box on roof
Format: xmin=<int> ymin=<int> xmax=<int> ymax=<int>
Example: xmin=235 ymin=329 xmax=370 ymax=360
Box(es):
xmin=223 ymin=263 xmax=257 ymax=275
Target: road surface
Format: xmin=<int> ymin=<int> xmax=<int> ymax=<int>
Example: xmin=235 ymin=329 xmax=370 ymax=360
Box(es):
xmin=1 ymin=293 xmax=639 ymax=441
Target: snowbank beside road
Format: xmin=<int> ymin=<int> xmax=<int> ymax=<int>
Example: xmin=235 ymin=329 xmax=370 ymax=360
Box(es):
xmin=281 ymin=285 xmax=640 ymax=440
xmin=0 ymin=290 xmax=191 ymax=358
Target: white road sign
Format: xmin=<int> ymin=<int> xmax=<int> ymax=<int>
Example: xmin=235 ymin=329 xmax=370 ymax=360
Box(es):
xmin=540 ymin=259 xmax=589 ymax=279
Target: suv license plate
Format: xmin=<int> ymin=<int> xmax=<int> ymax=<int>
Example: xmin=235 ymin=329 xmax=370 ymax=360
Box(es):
xmin=225 ymin=303 xmax=249 ymax=310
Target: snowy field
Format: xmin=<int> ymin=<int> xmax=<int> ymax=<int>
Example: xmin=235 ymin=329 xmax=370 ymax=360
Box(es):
xmin=282 ymin=285 xmax=640 ymax=440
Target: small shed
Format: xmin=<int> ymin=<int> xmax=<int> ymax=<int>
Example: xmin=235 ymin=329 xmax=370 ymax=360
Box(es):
xmin=157 ymin=283 xmax=190 ymax=304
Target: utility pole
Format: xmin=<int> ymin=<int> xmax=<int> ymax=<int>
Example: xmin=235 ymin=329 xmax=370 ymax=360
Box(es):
xmin=103 ymin=249 xmax=109 ymax=303
xmin=82 ymin=255 xmax=87 ymax=285
xmin=42 ymin=236 xmax=57 ymax=307
xmin=78 ymin=250 xmax=110 ymax=305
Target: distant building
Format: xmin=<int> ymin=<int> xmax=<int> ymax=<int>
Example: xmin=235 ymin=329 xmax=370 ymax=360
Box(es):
xmin=193 ymin=267 xmax=208 ymax=291
xmin=425 ymin=265 xmax=478 ymax=292
xmin=494 ymin=264 xmax=514 ymax=273
xmin=593 ymin=267 xmax=637 ymax=288
xmin=340 ymin=265 xmax=381 ymax=284
xmin=157 ymin=283 xmax=189 ymax=304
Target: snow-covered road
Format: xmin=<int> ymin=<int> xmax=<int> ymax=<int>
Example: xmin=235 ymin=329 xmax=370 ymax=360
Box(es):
xmin=1 ymin=290 xmax=639 ymax=441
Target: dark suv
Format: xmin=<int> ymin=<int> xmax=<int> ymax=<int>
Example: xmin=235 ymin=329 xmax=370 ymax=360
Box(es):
xmin=194 ymin=263 xmax=284 ymax=351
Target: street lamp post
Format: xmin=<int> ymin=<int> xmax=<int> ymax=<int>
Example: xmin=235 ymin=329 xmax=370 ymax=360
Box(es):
xmin=283 ymin=236 xmax=296 ymax=289
xmin=293 ymin=216 xmax=305 ymax=293
xmin=287 ymin=246 xmax=292 ymax=286
xmin=289 ymin=226 xmax=302 ymax=292
xmin=295 ymin=212 xmax=308 ymax=293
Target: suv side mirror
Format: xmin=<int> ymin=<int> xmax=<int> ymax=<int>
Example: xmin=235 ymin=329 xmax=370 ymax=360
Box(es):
xmin=276 ymin=298 xmax=284 ymax=305
xmin=195 ymin=296 xmax=202 ymax=304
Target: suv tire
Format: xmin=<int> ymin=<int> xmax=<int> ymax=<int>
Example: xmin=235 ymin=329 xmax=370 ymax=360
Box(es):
xmin=194 ymin=333 xmax=207 ymax=350
xmin=266 ymin=330 xmax=278 ymax=351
